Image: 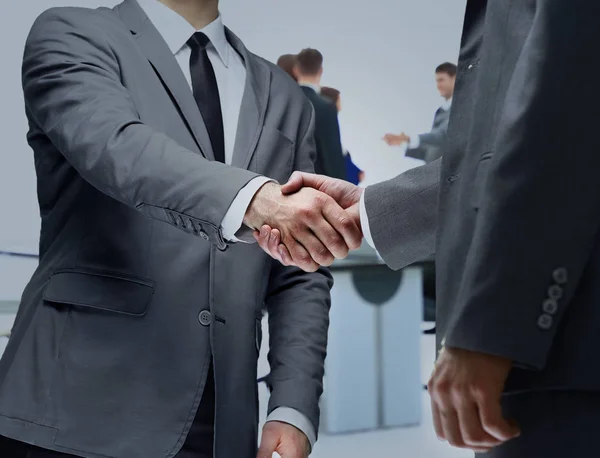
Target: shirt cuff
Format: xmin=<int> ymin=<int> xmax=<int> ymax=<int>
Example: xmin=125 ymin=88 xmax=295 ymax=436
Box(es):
xmin=221 ymin=176 xmax=274 ymax=243
xmin=408 ymin=132 xmax=421 ymax=149
xmin=360 ymin=189 xmax=375 ymax=248
xmin=266 ymin=407 xmax=317 ymax=450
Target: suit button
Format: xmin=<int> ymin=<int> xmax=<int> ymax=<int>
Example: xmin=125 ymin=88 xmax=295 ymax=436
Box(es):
xmin=542 ymin=299 xmax=558 ymax=315
xmin=548 ymin=285 xmax=563 ymax=300
xmin=199 ymin=231 xmax=210 ymax=241
xmin=553 ymin=268 xmax=568 ymax=285
xmin=537 ymin=314 xmax=553 ymax=330
xmin=198 ymin=310 xmax=212 ymax=326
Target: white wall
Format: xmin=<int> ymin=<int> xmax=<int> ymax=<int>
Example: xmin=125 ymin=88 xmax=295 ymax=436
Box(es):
xmin=0 ymin=0 xmax=465 ymax=252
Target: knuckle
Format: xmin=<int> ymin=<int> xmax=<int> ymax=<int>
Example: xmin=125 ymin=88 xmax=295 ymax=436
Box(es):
xmin=297 ymin=252 xmax=312 ymax=264
xmin=471 ymin=385 xmax=490 ymax=402
xmin=316 ymin=245 xmax=331 ymax=259
xmin=300 ymin=206 xmax=315 ymax=219
xmin=326 ymin=234 xmax=345 ymax=250
xmin=434 ymin=379 xmax=452 ymax=396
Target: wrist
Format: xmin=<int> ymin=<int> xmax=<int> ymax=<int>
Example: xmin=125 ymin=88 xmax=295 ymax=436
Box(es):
xmin=243 ymin=182 xmax=281 ymax=230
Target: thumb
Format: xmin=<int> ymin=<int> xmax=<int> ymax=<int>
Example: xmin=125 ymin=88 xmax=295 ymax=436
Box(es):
xmin=257 ymin=428 xmax=280 ymax=458
xmin=281 ymin=172 xmax=322 ymax=195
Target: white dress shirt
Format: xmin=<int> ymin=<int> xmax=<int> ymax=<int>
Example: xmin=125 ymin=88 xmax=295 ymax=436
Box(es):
xmin=137 ymin=0 xmax=315 ymax=448
xmin=408 ymin=96 xmax=453 ymax=149
xmin=138 ymin=0 xmax=270 ymax=243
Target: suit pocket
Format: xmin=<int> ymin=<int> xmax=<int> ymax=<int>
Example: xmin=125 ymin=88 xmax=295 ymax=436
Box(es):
xmin=471 ymin=152 xmax=493 ymax=210
xmin=43 ymin=269 xmax=155 ymax=316
xmin=253 ymin=125 xmax=294 ymax=183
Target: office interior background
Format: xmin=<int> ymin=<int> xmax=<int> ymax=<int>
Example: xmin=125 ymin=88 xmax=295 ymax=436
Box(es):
xmin=0 ymin=0 xmax=467 ymax=456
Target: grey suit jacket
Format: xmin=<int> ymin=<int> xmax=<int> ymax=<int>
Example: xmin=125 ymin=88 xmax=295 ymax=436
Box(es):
xmin=0 ymin=2 xmax=331 ymax=457
xmin=405 ymin=106 xmax=450 ymax=163
xmin=366 ymin=0 xmax=600 ymax=394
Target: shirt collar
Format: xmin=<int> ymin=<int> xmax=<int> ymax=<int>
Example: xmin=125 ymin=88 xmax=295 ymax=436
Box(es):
xmin=137 ymin=0 xmax=229 ymax=67
xmin=441 ymin=97 xmax=453 ymax=111
xmin=299 ymin=83 xmax=321 ymax=94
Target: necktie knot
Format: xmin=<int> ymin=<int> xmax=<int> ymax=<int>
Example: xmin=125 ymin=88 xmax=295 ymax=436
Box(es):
xmin=188 ymin=32 xmax=210 ymax=50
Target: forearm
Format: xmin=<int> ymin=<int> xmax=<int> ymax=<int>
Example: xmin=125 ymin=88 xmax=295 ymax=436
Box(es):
xmin=363 ymin=159 xmax=441 ymax=269
xmin=266 ymin=264 xmax=332 ymax=438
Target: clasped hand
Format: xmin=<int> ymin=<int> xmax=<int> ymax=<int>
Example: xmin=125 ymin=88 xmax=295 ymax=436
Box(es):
xmin=244 ymin=173 xmax=363 ymax=272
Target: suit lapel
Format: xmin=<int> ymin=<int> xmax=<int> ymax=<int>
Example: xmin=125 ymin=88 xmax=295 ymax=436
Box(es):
xmin=226 ymin=29 xmax=271 ymax=170
xmin=114 ymin=0 xmax=215 ymax=161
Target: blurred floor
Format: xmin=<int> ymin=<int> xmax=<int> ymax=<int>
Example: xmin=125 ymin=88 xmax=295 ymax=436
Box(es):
xmin=258 ymin=319 xmax=471 ymax=458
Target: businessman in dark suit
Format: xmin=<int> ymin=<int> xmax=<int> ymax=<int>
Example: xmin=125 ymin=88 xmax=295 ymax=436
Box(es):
xmin=384 ymin=62 xmax=456 ymax=164
xmin=294 ymin=48 xmax=346 ymax=180
xmin=257 ymin=0 xmax=600 ymax=456
xmin=0 ymin=1 xmax=363 ymax=457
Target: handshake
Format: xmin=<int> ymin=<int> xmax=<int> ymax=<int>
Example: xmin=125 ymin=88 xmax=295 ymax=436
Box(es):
xmin=243 ymin=172 xmax=364 ymax=272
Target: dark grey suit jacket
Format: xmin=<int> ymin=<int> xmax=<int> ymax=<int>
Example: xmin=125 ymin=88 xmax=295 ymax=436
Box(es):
xmin=300 ymin=86 xmax=347 ymax=180
xmin=0 ymin=2 xmax=331 ymax=457
xmin=366 ymin=0 xmax=600 ymax=393
xmin=405 ymin=105 xmax=451 ymax=163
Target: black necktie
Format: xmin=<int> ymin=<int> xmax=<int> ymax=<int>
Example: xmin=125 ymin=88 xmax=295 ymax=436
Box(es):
xmin=188 ymin=32 xmax=225 ymax=163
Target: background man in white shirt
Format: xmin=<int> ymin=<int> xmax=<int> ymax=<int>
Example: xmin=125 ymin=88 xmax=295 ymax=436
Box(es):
xmin=383 ymin=62 xmax=456 ymax=164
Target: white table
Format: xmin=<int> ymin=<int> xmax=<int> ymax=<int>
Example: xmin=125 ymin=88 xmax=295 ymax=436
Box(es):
xmin=321 ymin=254 xmax=423 ymax=434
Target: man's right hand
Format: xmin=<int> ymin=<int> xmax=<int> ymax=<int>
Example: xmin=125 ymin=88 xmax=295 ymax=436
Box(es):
xmin=383 ymin=133 xmax=410 ymax=146
xmin=244 ymin=182 xmax=362 ymax=272
xmin=251 ymin=174 xmax=363 ymax=270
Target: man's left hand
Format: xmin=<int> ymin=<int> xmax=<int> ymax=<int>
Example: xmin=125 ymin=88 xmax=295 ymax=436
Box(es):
xmin=257 ymin=421 xmax=310 ymax=458
xmin=427 ymin=346 xmax=520 ymax=453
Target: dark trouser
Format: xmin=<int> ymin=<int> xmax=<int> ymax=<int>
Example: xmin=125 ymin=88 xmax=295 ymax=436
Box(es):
xmin=477 ymin=390 xmax=600 ymax=458
xmin=0 ymin=366 xmax=215 ymax=458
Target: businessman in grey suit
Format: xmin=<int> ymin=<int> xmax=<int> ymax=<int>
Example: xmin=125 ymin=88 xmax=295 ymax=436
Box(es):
xmin=258 ymin=0 xmax=600 ymax=456
xmin=383 ymin=62 xmax=456 ymax=164
xmin=0 ymin=1 xmax=363 ymax=457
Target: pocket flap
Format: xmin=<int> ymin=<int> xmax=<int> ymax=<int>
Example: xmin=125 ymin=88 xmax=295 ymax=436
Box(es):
xmin=43 ymin=270 xmax=155 ymax=316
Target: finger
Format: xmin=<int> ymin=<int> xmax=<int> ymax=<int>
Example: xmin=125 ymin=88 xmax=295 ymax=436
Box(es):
xmin=478 ymin=395 xmax=521 ymax=442
xmin=255 ymin=226 xmax=280 ymax=259
xmin=440 ymin=408 xmax=466 ymax=448
xmin=456 ymin=400 xmax=503 ymax=450
xmin=321 ymin=201 xmax=363 ymax=252
xmin=294 ymin=229 xmax=336 ymax=267
xmin=268 ymin=229 xmax=285 ymax=263
xmin=254 ymin=226 xmax=271 ymax=253
xmin=281 ymin=172 xmax=326 ymax=195
xmin=257 ymin=429 xmax=280 ymax=458
xmin=282 ymin=235 xmax=320 ymax=272
xmin=278 ymin=244 xmax=293 ymax=266
xmin=430 ymin=397 xmax=446 ymax=442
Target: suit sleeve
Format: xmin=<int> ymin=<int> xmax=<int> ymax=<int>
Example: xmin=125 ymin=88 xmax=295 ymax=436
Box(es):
xmin=363 ymin=159 xmax=441 ymax=270
xmin=416 ymin=115 xmax=449 ymax=148
xmin=406 ymin=114 xmax=449 ymax=161
xmin=23 ymin=9 xmax=259 ymax=248
xmin=265 ymin=100 xmax=332 ymax=438
xmin=444 ymin=0 xmax=600 ymax=370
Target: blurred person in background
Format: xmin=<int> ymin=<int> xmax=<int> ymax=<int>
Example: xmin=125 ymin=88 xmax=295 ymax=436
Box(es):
xmin=276 ymin=53 xmax=297 ymax=81
xmin=384 ymin=62 xmax=456 ymax=164
xmin=294 ymin=48 xmax=346 ymax=180
xmin=320 ymin=86 xmax=365 ymax=185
